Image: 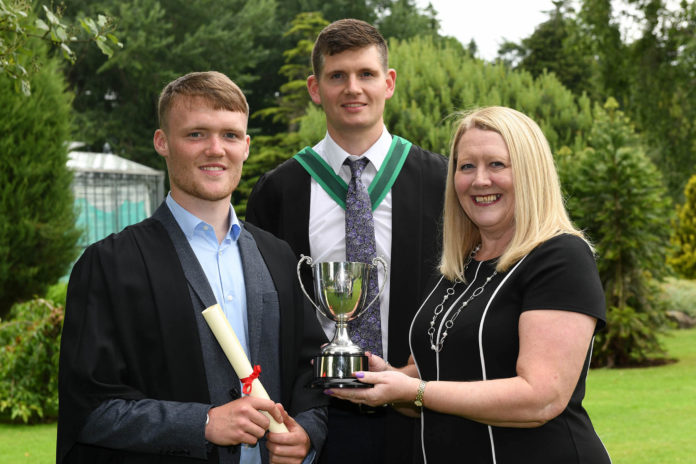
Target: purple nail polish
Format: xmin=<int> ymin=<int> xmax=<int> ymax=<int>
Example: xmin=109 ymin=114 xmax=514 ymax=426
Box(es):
xmin=324 ymin=389 xmax=334 ymax=395
xmin=355 ymin=372 xmax=365 ymax=379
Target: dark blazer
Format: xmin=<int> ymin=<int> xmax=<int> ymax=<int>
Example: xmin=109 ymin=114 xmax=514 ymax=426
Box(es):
xmin=246 ymin=143 xmax=448 ymax=463
xmin=57 ymin=203 xmax=327 ymax=464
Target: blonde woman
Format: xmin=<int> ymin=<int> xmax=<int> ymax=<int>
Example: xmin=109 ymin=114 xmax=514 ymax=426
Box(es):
xmin=329 ymin=106 xmax=610 ymax=464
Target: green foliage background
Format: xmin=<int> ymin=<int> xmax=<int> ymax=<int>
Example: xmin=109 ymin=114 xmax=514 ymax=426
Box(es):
xmin=0 ymin=297 xmax=64 ymax=423
xmin=61 ymin=0 xmax=277 ymax=168
xmin=502 ymin=0 xmax=696 ymax=200
xmin=659 ymin=277 xmax=696 ymax=318
xmin=669 ymin=175 xmax=696 ymax=278
xmin=269 ymin=35 xmax=592 ymax=160
xmin=0 ymin=41 xmax=80 ymax=319
xmin=561 ymin=99 xmax=673 ymax=366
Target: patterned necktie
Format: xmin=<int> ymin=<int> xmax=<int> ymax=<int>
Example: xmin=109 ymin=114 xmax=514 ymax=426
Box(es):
xmin=344 ymin=157 xmax=383 ymax=357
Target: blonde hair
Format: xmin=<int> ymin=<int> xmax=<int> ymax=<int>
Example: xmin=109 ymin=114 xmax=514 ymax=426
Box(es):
xmin=440 ymin=106 xmax=589 ymax=281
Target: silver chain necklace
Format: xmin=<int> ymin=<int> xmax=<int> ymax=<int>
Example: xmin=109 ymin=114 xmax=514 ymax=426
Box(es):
xmin=428 ymin=245 xmax=498 ymax=352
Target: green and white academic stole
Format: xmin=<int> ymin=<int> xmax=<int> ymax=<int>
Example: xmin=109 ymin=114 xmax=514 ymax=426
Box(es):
xmin=292 ymin=136 xmax=412 ymax=211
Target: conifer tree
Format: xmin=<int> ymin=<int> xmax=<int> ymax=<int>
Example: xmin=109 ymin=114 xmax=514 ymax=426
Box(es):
xmin=0 ymin=43 xmax=80 ymax=319
xmin=382 ymin=36 xmax=592 ymax=155
xmin=562 ymin=98 xmax=673 ymax=367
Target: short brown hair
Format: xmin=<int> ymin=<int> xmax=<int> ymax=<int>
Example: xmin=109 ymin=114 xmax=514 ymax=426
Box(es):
xmin=311 ymin=19 xmax=388 ymax=77
xmin=157 ymin=71 xmax=248 ymax=131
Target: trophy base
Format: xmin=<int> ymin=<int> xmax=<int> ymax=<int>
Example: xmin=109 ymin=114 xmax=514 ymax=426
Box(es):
xmin=310 ymin=353 xmax=373 ymax=389
xmin=310 ymin=377 xmax=373 ymax=389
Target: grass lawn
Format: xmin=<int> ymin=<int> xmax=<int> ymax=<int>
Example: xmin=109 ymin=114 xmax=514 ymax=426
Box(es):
xmin=1 ymin=328 xmax=694 ymax=463
xmin=585 ymin=327 xmax=696 ymax=464
xmin=0 ymin=422 xmax=56 ymax=463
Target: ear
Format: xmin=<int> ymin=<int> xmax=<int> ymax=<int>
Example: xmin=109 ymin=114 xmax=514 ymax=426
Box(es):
xmin=307 ymin=75 xmax=322 ymax=105
xmin=385 ymin=68 xmax=397 ymax=100
xmin=243 ymin=134 xmax=250 ymax=161
xmin=153 ymin=129 xmax=169 ymax=158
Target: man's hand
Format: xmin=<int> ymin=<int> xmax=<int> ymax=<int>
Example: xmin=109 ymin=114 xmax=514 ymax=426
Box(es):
xmin=205 ymin=396 xmax=283 ymax=446
xmin=265 ymin=405 xmax=311 ymax=464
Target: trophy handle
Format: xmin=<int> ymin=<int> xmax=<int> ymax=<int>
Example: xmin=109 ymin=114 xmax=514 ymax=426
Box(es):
xmin=297 ymin=254 xmax=324 ymax=314
xmin=355 ymin=256 xmax=389 ymax=319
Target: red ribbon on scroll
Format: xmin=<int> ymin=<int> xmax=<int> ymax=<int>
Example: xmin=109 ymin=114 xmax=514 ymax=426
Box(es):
xmin=241 ymin=365 xmax=261 ymax=394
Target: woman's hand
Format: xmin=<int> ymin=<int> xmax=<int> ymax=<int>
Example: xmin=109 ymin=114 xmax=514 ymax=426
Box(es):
xmin=325 ymin=370 xmax=420 ymax=408
xmin=364 ymin=351 xmax=390 ymax=372
xmin=365 ymin=352 xmax=419 ymax=377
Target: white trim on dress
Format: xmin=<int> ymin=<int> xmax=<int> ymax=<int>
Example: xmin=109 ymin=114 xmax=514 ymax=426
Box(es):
xmin=477 ymin=255 xmax=528 ymax=464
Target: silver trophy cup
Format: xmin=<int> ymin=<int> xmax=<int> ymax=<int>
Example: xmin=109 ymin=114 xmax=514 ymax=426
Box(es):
xmin=298 ymin=255 xmax=388 ymax=388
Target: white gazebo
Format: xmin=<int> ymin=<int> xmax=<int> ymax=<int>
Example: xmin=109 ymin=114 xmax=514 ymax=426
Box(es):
xmin=68 ymin=150 xmax=165 ymax=247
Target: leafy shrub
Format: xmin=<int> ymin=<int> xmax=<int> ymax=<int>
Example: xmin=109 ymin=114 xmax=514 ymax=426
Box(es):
xmin=669 ymin=174 xmax=696 ymax=278
xmin=593 ymin=278 xmax=673 ymax=367
xmin=45 ymin=282 xmax=68 ymax=308
xmin=0 ymin=296 xmax=64 ymax=423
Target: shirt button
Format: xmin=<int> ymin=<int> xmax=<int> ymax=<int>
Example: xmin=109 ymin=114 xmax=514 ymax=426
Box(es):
xmin=203 ymin=225 xmax=209 ymax=231
xmin=227 ymin=295 xmax=233 ymax=301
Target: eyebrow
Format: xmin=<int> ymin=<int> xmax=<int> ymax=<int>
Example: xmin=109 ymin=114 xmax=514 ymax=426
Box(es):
xmin=324 ymin=64 xmax=380 ymax=75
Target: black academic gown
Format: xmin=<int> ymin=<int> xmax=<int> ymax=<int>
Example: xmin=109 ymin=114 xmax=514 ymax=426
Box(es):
xmin=246 ymin=143 xmax=448 ymax=464
xmin=57 ymin=207 xmax=327 ymax=464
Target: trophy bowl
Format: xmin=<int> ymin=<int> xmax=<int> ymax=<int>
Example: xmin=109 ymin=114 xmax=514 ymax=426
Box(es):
xmin=298 ymin=255 xmax=387 ymax=388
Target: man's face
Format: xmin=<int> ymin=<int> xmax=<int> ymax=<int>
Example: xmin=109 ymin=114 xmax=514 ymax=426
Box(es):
xmin=307 ymin=45 xmax=396 ymax=139
xmin=153 ymin=96 xmax=250 ymax=209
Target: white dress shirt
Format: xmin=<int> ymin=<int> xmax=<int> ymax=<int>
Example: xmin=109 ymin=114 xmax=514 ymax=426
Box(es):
xmin=166 ymin=194 xmax=261 ymax=464
xmin=308 ymin=128 xmax=393 ymax=359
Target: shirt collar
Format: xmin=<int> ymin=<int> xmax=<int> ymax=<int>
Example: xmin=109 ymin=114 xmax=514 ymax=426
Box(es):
xmin=165 ymin=193 xmax=241 ymax=242
xmin=322 ymin=126 xmax=392 ymax=174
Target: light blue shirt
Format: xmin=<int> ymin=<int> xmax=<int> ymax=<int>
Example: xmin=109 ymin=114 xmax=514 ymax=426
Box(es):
xmin=166 ymin=194 xmax=261 ymax=464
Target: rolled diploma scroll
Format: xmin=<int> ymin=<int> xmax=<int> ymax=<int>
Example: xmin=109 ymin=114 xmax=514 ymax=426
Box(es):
xmin=202 ymin=304 xmax=288 ymax=433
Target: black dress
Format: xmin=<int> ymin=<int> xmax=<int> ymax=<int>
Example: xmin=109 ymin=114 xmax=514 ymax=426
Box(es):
xmin=410 ymin=234 xmax=611 ymax=463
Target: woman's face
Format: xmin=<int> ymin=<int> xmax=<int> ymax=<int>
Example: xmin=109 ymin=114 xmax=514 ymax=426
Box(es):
xmin=454 ymin=127 xmax=515 ymax=240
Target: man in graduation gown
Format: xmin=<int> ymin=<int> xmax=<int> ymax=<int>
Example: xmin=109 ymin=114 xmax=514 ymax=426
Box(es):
xmin=57 ymin=71 xmax=327 ymax=464
xmin=245 ymin=19 xmax=447 ymax=464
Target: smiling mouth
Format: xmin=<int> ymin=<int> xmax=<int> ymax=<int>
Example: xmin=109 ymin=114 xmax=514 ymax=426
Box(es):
xmin=342 ymin=103 xmax=366 ymax=108
xmin=200 ymin=166 xmax=225 ymax=171
xmin=473 ymin=194 xmax=501 ymax=205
